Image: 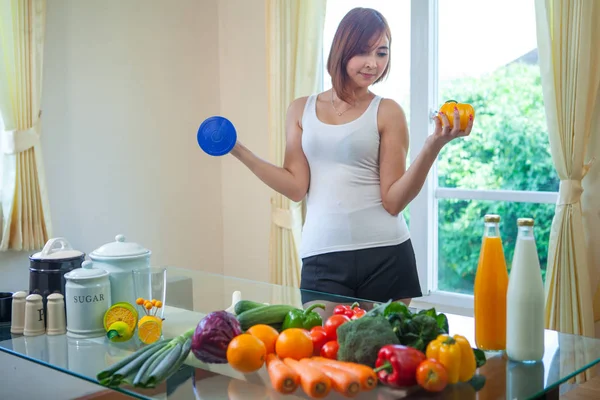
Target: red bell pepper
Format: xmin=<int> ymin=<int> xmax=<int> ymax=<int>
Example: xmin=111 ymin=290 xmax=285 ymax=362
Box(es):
xmin=333 ymin=302 xmax=365 ymax=319
xmin=373 ymin=345 xmax=426 ymax=388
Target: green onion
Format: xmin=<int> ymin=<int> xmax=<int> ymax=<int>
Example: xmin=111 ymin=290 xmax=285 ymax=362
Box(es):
xmin=133 ymin=344 xmax=172 ymax=386
xmin=164 ymin=337 xmax=193 ymax=378
xmin=97 ymin=339 xmax=168 ymax=382
xmin=110 ymin=341 xmax=169 ymax=385
xmin=137 ymin=343 xmax=178 ymax=387
xmin=97 ymin=327 xmax=196 ymax=389
xmin=146 ymin=342 xmax=183 ymax=387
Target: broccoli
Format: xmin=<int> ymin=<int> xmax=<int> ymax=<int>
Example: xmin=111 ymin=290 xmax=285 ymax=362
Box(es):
xmin=336 ymin=315 xmax=400 ymax=368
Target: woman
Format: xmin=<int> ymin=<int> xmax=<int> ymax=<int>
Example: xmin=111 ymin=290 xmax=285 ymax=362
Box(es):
xmin=230 ymin=7 xmax=473 ymax=307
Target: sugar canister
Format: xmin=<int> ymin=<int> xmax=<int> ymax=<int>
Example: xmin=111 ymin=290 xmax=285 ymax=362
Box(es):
xmin=64 ymin=261 xmax=111 ymax=339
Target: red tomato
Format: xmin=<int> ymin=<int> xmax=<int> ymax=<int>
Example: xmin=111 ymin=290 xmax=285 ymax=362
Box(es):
xmin=324 ymin=315 xmax=350 ymax=341
xmin=334 ymin=303 xmax=366 ymax=319
xmin=320 ymin=340 xmax=339 ymax=359
xmin=333 ymin=304 xmax=353 ymax=318
xmin=351 ymin=309 xmax=366 ymax=319
xmin=416 ymin=359 xmax=448 ymax=393
xmin=309 ymin=326 xmax=329 ymax=356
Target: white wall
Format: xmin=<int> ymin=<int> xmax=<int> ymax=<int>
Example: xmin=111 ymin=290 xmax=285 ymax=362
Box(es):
xmin=0 ymin=0 xmax=226 ymax=294
xmin=218 ymin=0 xmax=271 ymax=282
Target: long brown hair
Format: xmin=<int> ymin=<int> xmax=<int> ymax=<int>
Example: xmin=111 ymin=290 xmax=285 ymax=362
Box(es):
xmin=326 ymin=7 xmax=392 ymax=104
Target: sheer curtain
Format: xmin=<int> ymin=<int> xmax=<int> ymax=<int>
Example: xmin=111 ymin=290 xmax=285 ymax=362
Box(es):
xmin=0 ymin=0 xmax=52 ymax=251
xmin=266 ymin=0 xmax=327 ymax=307
xmin=535 ymin=0 xmax=600 ymax=382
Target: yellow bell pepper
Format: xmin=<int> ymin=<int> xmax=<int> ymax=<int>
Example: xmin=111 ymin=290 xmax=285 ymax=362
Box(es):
xmin=438 ymin=100 xmax=475 ymax=130
xmin=426 ymin=334 xmax=476 ymax=384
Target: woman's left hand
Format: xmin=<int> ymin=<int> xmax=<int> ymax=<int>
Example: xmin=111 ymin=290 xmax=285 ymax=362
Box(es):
xmin=432 ymin=107 xmax=474 ymax=146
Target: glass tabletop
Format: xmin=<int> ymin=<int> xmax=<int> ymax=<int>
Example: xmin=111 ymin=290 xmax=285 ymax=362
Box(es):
xmin=1 ymin=266 xmax=599 ymax=400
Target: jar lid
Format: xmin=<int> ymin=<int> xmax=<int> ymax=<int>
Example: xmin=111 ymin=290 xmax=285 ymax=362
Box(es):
xmin=64 ymin=261 xmax=109 ymax=280
xmin=90 ymin=234 xmax=150 ymax=260
xmin=30 ymin=237 xmax=84 ymax=261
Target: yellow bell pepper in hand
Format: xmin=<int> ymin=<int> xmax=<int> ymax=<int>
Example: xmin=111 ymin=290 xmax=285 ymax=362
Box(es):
xmin=426 ymin=334 xmax=476 ymax=384
xmin=438 ymin=100 xmax=475 ymax=130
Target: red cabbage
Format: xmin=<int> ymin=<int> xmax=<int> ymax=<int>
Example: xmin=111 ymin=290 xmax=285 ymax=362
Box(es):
xmin=191 ymin=310 xmax=242 ymax=364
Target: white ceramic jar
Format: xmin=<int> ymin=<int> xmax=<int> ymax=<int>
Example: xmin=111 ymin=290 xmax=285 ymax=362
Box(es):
xmin=88 ymin=234 xmax=151 ymax=307
xmin=64 ymin=261 xmax=111 ymax=339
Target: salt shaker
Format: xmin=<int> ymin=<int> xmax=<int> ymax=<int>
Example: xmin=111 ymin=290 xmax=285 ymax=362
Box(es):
xmin=10 ymin=291 xmax=27 ymax=335
xmin=23 ymin=294 xmax=46 ymax=336
xmin=46 ymin=293 xmax=66 ymax=335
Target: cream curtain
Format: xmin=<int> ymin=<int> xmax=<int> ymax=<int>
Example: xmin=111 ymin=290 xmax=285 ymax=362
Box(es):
xmin=535 ymin=0 xmax=599 ymax=381
xmin=266 ymin=0 xmax=326 ymax=307
xmin=0 ymin=0 xmax=51 ymax=251
xmin=589 ymin=102 xmax=600 ymax=334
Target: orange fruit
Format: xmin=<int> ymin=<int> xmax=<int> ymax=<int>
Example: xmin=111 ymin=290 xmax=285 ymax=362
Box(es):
xmin=227 ymin=334 xmax=267 ymax=373
xmin=246 ymin=324 xmax=279 ymax=354
xmin=137 ymin=315 xmax=163 ymax=344
xmin=103 ymin=302 xmax=138 ymax=332
xmin=275 ymin=328 xmax=313 ymax=360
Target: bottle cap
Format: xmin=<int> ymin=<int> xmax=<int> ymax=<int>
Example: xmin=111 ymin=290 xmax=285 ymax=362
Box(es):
xmin=196 ymin=116 xmax=237 ymax=156
xmin=484 ymin=214 xmax=500 ymax=223
xmin=517 ymin=218 xmax=534 ymax=227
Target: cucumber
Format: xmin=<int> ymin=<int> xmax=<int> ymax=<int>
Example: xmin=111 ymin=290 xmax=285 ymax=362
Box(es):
xmin=236 ymin=304 xmax=299 ymax=331
xmin=234 ymin=300 xmax=266 ymax=315
xmin=268 ymin=322 xmax=283 ymax=332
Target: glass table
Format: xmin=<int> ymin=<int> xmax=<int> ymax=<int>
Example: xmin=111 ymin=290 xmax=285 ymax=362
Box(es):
xmin=1 ymin=267 xmax=599 ymax=399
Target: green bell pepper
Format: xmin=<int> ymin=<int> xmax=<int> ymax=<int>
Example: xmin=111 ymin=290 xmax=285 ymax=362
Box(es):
xmin=282 ymin=303 xmax=326 ymax=330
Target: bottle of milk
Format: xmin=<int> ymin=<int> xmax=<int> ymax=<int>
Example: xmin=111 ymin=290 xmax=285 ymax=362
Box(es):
xmin=506 ymin=218 xmax=545 ymax=362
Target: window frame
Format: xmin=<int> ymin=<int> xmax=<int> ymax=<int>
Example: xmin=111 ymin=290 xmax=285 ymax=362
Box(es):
xmin=407 ymin=0 xmax=558 ymax=316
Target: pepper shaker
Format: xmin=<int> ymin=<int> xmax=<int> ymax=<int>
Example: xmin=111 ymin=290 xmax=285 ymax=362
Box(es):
xmin=23 ymin=294 xmax=46 ymax=336
xmin=11 ymin=291 xmax=27 ymax=335
xmin=46 ymin=293 xmax=66 ymax=335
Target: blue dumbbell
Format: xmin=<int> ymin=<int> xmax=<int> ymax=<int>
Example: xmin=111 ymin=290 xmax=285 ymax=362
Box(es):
xmin=197 ymin=116 xmax=237 ymax=156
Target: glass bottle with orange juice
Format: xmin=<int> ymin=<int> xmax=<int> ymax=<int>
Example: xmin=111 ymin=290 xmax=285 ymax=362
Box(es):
xmin=474 ymin=214 xmax=509 ymax=351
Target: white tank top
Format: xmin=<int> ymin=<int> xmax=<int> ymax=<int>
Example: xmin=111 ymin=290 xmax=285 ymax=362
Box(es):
xmin=299 ymin=93 xmax=410 ymax=259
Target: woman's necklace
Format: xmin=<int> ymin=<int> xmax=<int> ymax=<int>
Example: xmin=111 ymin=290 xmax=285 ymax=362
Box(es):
xmin=330 ymin=90 xmax=355 ymax=116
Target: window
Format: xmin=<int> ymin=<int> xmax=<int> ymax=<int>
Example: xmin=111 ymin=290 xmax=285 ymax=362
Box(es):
xmin=323 ymin=0 xmax=557 ymax=311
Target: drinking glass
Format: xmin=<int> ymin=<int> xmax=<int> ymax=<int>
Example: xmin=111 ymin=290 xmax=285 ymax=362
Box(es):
xmin=132 ymin=267 xmax=167 ymax=319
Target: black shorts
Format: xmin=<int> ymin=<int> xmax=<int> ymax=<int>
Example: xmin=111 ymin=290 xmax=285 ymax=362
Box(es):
xmin=300 ymin=240 xmax=423 ymax=305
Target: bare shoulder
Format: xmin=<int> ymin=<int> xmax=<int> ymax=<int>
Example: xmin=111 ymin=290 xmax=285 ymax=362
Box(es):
xmin=287 ymin=96 xmax=310 ymax=118
xmin=378 ymin=98 xmax=408 ymax=136
xmin=284 ymin=96 xmax=309 ymax=130
xmin=378 ymin=98 xmax=407 ymax=122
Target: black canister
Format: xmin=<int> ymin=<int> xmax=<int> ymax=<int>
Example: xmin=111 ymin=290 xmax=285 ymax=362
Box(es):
xmin=29 ymin=237 xmax=85 ymax=325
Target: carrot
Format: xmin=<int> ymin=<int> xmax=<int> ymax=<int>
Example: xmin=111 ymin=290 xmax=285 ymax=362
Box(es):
xmin=266 ymin=353 xmax=299 ymax=394
xmin=302 ymin=359 xmax=361 ymax=398
xmin=283 ymin=357 xmax=331 ymax=399
xmin=310 ymin=357 xmax=378 ymax=391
